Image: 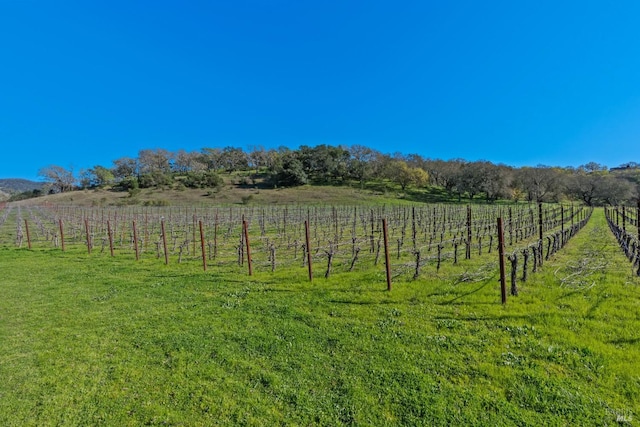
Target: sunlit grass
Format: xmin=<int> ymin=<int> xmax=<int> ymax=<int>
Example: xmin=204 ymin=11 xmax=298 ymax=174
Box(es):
xmin=1 ymin=208 xmax=639 ymax=425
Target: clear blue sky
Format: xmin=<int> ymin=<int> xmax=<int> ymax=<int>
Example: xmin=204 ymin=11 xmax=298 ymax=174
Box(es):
xmin=2 ymin=0 xmax=640 ymax=181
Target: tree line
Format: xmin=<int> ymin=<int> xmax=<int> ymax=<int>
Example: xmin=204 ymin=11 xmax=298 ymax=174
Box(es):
xmin=33 ymin=144 xmax=640 ymax=206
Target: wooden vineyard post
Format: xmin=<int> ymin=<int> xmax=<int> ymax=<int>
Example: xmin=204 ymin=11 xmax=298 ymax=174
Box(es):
xmin=199 ymin=220 xmax=207 ymax=271
xmin=243 ymin=217 xmax=253 ymax=276
xmin=497 ymin=217 xmax=507 ymax=305
xmin=107 ymin=220 xmax=114 ymax=257
xmin=161 ymin=218 xmax=169 ymax=265
xmin=622 ymin=206 xmax=626 ymax=233
xmin=85 ymin=218 xmax=92 ymax=254
xmin=637 ymin=200 xmax=640 ymax=243
xmin=382 ymin=218 xmax=392 ymax=291
xmin=59 ymin=219 xmax=65 ymax=252
xmin=305 ymin=219 xmax=313 ymax=282
xmin=24 ymin=219 xmax=31 ymax=250
xmin=132 ymin=220 xmax=140 ymax=261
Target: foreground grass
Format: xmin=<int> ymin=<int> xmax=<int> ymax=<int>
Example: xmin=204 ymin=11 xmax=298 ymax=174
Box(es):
xmin=1 ymin=209 xmax=639 ymax=425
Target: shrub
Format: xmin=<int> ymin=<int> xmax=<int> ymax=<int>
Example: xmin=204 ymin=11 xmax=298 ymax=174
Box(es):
xmin=138 ymin=172 xmax=172 ymax=189
xmin=183 ymin=171 xmax=224 ymax=189
xmin=272 ymin=157 xmax=308 ymax=187
xmin=116 ymin=176 xmax=139 ymax=191
xmin=143 ymin=200 xmax=170 ymax=207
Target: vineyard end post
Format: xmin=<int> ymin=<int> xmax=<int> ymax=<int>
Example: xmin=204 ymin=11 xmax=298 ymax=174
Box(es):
xmin=497 ymin=217 xmax=507 ymax=305
xmin=59 ymin=219 xmax=65 ymax=252
xmin=161 ymin=218 xmax=169 ymax=265
xmin=132 ymin=220 xmax=139 ymax=261
xmin=24 ymin=219 xmax=32 ymax=250
xmin=199 ymin=220 xmax=207 ymax=271
xmin=382 ymin=218 xmax=392 ymax=291
xmin=243 ymin=217 xmax=253 ymax=276
xmin=305 ymin=219 xmax=313 ymax=282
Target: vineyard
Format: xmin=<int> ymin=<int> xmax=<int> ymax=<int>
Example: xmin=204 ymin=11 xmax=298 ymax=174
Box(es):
xmin=1 ymin=201 xmax=640 ymax=426
xmin=1 ymin=202 xmax=595 ymax=293
xmin=606 ymin=205 xmax=640 ymax=275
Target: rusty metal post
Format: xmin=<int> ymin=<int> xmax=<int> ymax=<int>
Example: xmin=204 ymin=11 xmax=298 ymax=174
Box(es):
xmin=243 ymin=217 xmax=253 ymax=276
xmin=85 ymin=218 xmax=92 ymax=254
xmin=24 ymin=219 xmax=32 ymax=250
xmin=132 ymin=220 xmax=139 ymax=261
xmin=199 ymin=220 xmax=207 ymax=271
xmin=497 ymin=217 xmax=507 ymax=305
xmin=107 ymin=220 xmax=114 ymax=257
xmin=161 ymin=218 xmax=169 ymax=265
xmin=305 ymin=219 xmax=313 ymax=282
xmin=382 ymin=218 xmax=392 ymax=291
xmin=466 ymin=205 xmax=472 ymax=259
xmin=59 ymin=219 xmax=65 ymax=252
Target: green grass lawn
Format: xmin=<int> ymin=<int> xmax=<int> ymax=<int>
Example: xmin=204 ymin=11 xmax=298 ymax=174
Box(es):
xmin=1 ymin=208 xmax=639 ymax=426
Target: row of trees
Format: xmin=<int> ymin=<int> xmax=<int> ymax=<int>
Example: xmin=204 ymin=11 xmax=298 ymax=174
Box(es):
xmin=36 ymin=145 xmax=640 ymax=206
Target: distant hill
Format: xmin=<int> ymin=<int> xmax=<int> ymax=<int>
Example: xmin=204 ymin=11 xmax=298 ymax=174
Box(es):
xmin=8 ymin=180 xmax=429 ymax=207
xmin=0 ymin=179 xmax=44 ymax=195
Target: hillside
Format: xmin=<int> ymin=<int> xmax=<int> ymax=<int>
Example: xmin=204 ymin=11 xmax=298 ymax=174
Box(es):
xmin=7 ymin=171 xmax=488 ymax=208
xmin=10 ymin=181 xmax=425 ymax=207
xmin=0 ymin=179 xmax=43 ymax=202
xmin=0 ymin=178 xmax=43 ymax=193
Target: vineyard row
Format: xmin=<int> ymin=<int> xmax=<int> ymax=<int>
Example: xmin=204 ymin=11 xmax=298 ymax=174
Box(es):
xmin=0 ymin=203 xmax=596 ymax=287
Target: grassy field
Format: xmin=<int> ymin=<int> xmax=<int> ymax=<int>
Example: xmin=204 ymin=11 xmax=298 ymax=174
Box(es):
xmin=9 ymin=177 xmax=402 ymax=207
xmin=1 ymin=207 xmax=639 ymax=425
xmin=8 ymin=174 xmax=500 ymax=208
